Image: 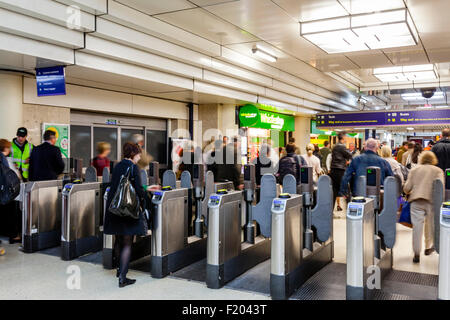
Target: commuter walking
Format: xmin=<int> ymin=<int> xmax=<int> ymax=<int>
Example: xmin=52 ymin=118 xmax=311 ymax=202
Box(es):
xmin=288 ymin=137 xmax=301 ymax=155
xmin=396 ymin=141 xmax=409 ymax=163
xmin=132 ymin=134 xmax=152 ymax=170
xmin=403 ymin=151 xmax=444 ymax=263
xmin=10 ymin=127 xmax=33 ymax=181
xmin=319 ymin=141 xmax=331 ymax=173
xmin=253 ymin=144 xmax=275 ymax=185
xmin=349 ymin=142 xmax=360 ymax=158
xmin=216 ymin=137 xmax=243 ymax=189
xmin=405 ymin=143 xmax=423 ymax=169
xmin=329 ymin=133 xmax=352 ymax=211
xmin=313 ymin=144 xmax=322 ymax=163
xmin=339 ymin=138 xmax=393 ymax=197
xmin=380 ymin=145 xmax=404 ymax=185
xmin=29 ymin=130 xmax=65 ymax=182
xmin=277 ymin=143 xmax=302 ymax=185
xmin=432 ymin=128 xmax=450 ymax=171
xmin=103 ymin=142 xmax=150 ymax=287
xmin=0 ymin=139 xmax=22 ymax=244
xmin=401 ymin=141 xmax=415 ymax=166
xmin=302 ymin=143 xmax=323 ymax=184
xmin=92 ymin=142 xmax=111 ymax=176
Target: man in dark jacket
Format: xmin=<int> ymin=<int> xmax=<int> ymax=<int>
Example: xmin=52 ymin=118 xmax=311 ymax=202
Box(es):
xmin=319 ymin=141 xmax=331 ymax=173
xmin=216 ymin=137 xmax=242 ymax=189
xmin=329 ymin=133 xmax=353 ymax=210
xmin=339 ymin=138 xmax=393 ymax=196
xmin=277 ymin=143 xmax=306 ymax=184
xmin=432 ymin=128 xmax=450 ymax=171
xmin=29 ymin=130 xmax=65 ymax=181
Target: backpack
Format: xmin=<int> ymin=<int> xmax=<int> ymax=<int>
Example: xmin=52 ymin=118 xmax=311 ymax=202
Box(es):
xmin=399 ymin=164 xmax=409 ymax=181
xmin=278 ymin=156 xmax=298 ymax=184
xmin=0 ymin=162 xmax=21 ymax=205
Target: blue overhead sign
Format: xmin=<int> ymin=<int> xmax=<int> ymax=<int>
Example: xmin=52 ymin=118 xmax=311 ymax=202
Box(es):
xmin=317 ymin=109 xmax=450 ymax=128
xmin=36 ymin=66 xmax=66 ymax=97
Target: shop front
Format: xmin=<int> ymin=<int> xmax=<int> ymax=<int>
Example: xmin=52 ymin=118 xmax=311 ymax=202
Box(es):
xmin=238 ymin=104 xmax=295 ymax=163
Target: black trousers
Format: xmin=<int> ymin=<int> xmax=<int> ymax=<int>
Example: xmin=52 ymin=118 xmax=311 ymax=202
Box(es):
xmin=0 ymin=201 xmax=21 ymax=238
xmin=329 ymin=168 xmax=346 ymax=207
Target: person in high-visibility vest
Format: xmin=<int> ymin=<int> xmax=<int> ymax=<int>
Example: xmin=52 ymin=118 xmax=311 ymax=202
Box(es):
xmin=10 ymin=127 xmax=33 ymax=181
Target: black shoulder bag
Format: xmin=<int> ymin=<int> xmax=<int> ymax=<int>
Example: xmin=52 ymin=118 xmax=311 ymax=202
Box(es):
xmin=109 ymin=165 xmax=140 ymax=219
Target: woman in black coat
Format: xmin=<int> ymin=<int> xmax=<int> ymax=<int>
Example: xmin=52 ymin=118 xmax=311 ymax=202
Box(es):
xmin=104 ymin=142 xmax=149 ymax=288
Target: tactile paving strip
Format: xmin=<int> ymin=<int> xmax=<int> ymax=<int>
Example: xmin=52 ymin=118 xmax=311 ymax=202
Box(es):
xmin=170 ymin=258 xmax=207 ymax=283
xmin=385 ymin=269 xmax=438 ymax=287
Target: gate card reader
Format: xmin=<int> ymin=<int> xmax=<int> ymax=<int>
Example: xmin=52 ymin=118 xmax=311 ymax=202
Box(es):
xmin=346 ymin=197 xmax=375 ymax=300
xmin=193 ymin=164 xmax=206 ymax=238
xmin=206 ymin=174 xmax=275 ymax=289
xmin=299 ymin=166 xmax=314 ymax=251
xmin=244 ymin=164 xmax=256 ymax=244
xmin=61 ymin=182 xmax=102 ymax=261
xmin=445 ymin=169 xmax=450 ymax=201
xmin=270 ymin=194 xmax=303 ymax=300
xmin=22 ymin=180 xmax=63 ymax=253
xmin=366 ymin=167 xmax=381 ymax=210
xmin=439 ymin=201 xmax=450 ymax=300
xmin=151 ymin=187 xmax=206 ymax=278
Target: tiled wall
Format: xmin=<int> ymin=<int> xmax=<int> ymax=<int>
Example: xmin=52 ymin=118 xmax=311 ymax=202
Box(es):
xmin=22 ymin=104 xmax=70 ymax=146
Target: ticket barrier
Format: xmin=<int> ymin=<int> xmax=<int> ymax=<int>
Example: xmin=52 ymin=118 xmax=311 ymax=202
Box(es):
xmin=346 ymin=169 xmax=398 ymax=300
xmin=270 ymin=173 xmax=333 ymax=300
xmin=435 ymin=169 xmax=450 ymax=300
xmin=22 ymin=180 xmax=63 ymax=253
xmin=206 ymin=164 xmax=276 ymax=289
xmin=150 ymin=168 xmax=208 ymax=278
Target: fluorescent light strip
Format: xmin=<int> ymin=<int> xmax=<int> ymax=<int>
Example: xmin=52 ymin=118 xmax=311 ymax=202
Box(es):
xmin=300 ymin=8 xmax=418 ymax=53
xmin=251 ymin=45 xmax=277 ymax=63
xmin=401 ymin=92 xmax=445 ymax=101
xmin=373 ymin=64 xmax=437 ymax=83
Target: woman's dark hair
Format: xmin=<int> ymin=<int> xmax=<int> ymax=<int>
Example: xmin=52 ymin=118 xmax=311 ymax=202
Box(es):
xmin=285 ymin=143 xmax=296 ymax=154
xmin=411 ymin=143 xmax=423 ymax=164
xmin=0 ymin=139 xmax=11 ymax=152
xmin=123 ymin=142 xmax=141 ymax=159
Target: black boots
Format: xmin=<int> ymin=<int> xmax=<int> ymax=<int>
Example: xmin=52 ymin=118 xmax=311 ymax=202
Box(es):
xmin=413 ymin=255 xmax=420 ymax=263
xmin=119 ymin=278 xmax=136 ymax=288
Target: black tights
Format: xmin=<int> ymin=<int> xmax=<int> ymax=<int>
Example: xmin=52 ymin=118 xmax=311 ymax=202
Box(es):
xmin=114 ymin=235 xmax=133 ymax=280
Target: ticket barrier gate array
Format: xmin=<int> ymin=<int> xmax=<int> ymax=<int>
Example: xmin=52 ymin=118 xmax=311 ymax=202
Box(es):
xmin=270 ymin=172 xmax=334 ymax=300
xmin=22 ymin=180 xmax=63 ymax=253
xmin=346 ymin=167 xmax=398 ymax=300
xmin=206 ymin=164 xmax=275 ymax=289
xmin=151 ymin=165 xmax=212 ymax=278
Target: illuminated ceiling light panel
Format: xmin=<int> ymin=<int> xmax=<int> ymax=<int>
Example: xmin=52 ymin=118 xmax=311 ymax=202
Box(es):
xmin=373 ymin=64 xmax=437 ymax=82
xmin=251 ymin=45 xmax=277 ymax=62
xmin=401 ymin=91 xmax=445 ymax=101
xmin=300 ymin=8 xmax=418 ymax=54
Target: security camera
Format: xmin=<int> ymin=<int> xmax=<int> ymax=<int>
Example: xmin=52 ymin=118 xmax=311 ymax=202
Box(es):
xmin=421 ymin=88 xmax=436 ymax=99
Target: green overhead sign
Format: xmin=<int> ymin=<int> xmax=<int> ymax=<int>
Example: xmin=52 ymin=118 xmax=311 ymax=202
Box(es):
xmin=239 ymin=104 xmax=295 ymax=131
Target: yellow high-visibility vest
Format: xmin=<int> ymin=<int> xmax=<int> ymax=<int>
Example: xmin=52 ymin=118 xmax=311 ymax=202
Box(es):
xmin=10 ymin=141 xmax=33 ymax=179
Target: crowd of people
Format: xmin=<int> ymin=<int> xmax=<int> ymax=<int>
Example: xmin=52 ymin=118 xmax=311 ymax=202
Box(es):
xmin=2 ymin=126 xmax=450 ymax=282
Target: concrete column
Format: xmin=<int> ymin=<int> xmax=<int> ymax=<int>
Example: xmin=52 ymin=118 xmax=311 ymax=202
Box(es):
xmin=293 ymin=116 xmax=312 ymax=155
xmin=0 ymin=73 xmax=23 ymax=139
